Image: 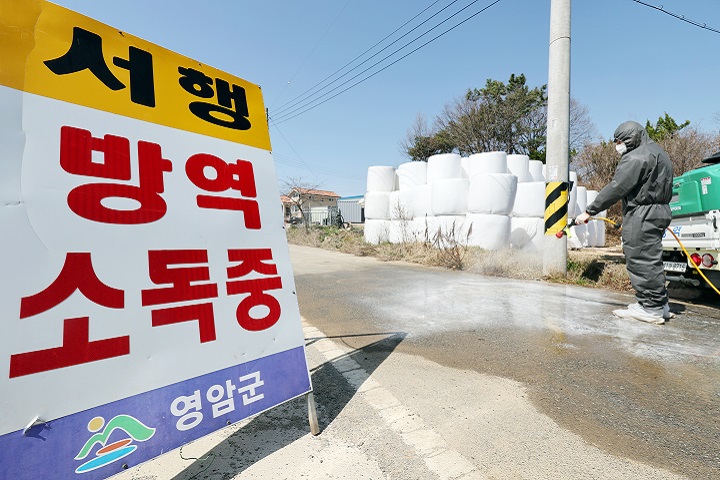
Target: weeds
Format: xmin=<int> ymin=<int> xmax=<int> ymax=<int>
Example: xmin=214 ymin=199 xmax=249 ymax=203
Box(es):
xmin=424 ymin=219 xmax=472 ymax=270
xmin=285 ymin=223 xmax=632 ymax=292
xmin=548 ymin=251 xmax=633 ymax=292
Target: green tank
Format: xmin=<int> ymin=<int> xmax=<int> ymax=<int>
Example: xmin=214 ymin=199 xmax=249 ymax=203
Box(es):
xmin=669 ymin=152 xmax=720 ymax=217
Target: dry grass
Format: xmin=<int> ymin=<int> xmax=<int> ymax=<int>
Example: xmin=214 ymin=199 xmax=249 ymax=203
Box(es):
xmin=285 ymin=224 xmax=632 ymax=293
xmin=550 ymin=249 xmax=634 ymax=292
xmin=466 ymin=248 xmax=544 ymax=280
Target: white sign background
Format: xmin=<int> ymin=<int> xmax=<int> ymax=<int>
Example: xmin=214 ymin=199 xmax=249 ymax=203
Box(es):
xmin=0 ymin=85 xmax=307 ymax=436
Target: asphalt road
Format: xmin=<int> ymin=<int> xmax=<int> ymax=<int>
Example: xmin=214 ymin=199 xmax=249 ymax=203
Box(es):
xmin=114 ymin=245 xmax=719 ymax=480
xmin=290 ymin=245 xmax=720 ymax=479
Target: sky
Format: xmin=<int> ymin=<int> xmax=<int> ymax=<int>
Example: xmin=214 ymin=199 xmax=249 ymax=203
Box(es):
xmin=49 ymin=0 xmax=720 ymax=197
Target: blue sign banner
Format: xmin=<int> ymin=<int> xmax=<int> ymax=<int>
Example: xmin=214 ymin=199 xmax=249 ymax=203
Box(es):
xmin=0 ymin=346 xmax=311 ymax=480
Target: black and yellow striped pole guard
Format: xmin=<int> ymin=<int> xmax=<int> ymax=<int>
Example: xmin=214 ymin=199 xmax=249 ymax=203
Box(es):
xmin=544 ymin=181 xmax=569 ymax=237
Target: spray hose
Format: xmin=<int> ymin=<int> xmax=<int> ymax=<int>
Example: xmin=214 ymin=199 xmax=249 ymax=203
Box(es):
xmin=557 ymin=216 xmax=720 ymax=296
xmin=664 ymin=227 xmax=720 ymax=296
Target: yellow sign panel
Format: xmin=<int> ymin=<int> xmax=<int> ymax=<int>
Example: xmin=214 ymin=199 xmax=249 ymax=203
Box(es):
xmin=0 ymin=0 xmax=271 ymax=151
xmin=544 ymin=181 xmax=569 ymax=236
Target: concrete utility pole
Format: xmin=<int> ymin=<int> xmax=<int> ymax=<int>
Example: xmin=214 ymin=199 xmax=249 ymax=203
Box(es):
xmin=543 ymin=0 xmax=571 ymax=276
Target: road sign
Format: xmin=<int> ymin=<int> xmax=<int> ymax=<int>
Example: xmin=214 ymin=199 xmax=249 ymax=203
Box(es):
xmin=0 ymin=2 xmax=311 ymax=478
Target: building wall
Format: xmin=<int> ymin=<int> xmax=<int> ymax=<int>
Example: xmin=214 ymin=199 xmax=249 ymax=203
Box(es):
xmin=338 ymin=196 xmax=364 ymax=223
xmin=285 ymin=192 xmax=340 ymax=222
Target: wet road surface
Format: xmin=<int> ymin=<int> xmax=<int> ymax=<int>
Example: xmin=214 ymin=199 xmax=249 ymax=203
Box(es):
xmin=291 ymin=245 xmax=720 ymax=479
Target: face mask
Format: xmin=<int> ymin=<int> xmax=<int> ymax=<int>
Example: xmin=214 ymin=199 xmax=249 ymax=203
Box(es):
xmin=615 ymin=143 xmax=627 ymax=155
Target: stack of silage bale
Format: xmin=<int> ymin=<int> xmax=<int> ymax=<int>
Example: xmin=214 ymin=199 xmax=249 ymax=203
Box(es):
xmin=363 ymin=166 xmax=395 ymax=244
xmin=464 ymin=152 xmax=515 ymax=250
xmin=509 ymin=155 xmax=546 ymax=251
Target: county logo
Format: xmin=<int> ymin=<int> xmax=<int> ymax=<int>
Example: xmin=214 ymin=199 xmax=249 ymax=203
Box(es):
xmin=74 ymin=415 xmax=155 ymax=474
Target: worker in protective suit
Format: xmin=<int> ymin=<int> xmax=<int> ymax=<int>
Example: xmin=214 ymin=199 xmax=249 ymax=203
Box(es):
xmin=576 ymin=121 xmax=674 ymax=324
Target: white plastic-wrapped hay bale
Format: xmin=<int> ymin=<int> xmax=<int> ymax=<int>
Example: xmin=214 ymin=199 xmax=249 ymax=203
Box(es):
xmin=570 ymin=186 xmax=589 ymax=248
xmin=511 ymin=181 xmax=545 ymax=218
xmin=585 ymin=189 xmax=608 ymax=247
xmin=390 ymin=218 xmax=420 ymax=244
xmin=431 ymin=178 xmax=469 ymax=216
xmin=397 ymin=161 xmax=427 ymax=191
xmin=568 ymin=171 xmax=578 ymax=218
xmin=568 ymin=224 xmax=587 ymax=249
xmin=364 ymin=191 xmax=390 ymax=219
xmin=586 ymin=189 xmax=599 ymax=209
xmin=367 ymin=166 xmax=396 ymax=192
xmin=507 ymin=154 xmax=532 ymax=182
xmin=427 ymin=153 xmax=462 ymax=183
xmin=596 ymin=217 xmax=606 ymax=247
xmin=387 ymin=219 xmax=400 ymax=244
xmin=576 ymin=186 xmax=588 ymax=213
xmin=584 ymin=188 xmax=597 ymax=247
xmin=463 ymin=151 xmax=507 ymax=178
xmin=529 ymin=160 xmax=545 ymax=182
xmin=460 ymin=157 xmax=470 ymax=179
xmin=412 ymin=184 xmax=432 ymax=218
xmin=468 ymin=173 xmax=517 ymax=215
xmin=466 ymin=213 xmax=511 ymax=250
xmin=586 ymin=219 xmax=598 ymax=247
xmin=388 ymin=190 xmax=414 ymax=220
xmin=364 ymin=219 xmax=390 ymax=244
xmin=594 ymin=200 xmax=608 ymax=248
xmin=510 ymin=216 xmax=545 ymax=251
xmin=412 ymin=217 xmax=431 ymax=241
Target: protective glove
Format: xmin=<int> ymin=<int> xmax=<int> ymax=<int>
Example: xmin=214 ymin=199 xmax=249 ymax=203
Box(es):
xmin=575 ymin=211 xmax=591 ymax=225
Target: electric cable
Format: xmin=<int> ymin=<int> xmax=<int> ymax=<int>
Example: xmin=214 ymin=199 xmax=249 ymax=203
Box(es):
xmin=272 ymin=0 xmax=503 ymax=124
xmin=269 ymin=120 xmax=321 ymax=184
xmin=631 ymin=0 xmax=720 ymax=35
xmin=273 ymin=0 xmax=447 ymax=115
xmin=272 ymin=0 xmax=497 ymax=121
xmin=272 ymin=153 xmax=366 ymax=180
xmin=268 ymin=0 xmax=354 ymax=109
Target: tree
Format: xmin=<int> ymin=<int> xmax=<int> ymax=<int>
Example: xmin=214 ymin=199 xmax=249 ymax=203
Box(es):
xmin=572 ymin=140 xmax=618 ymax=192
xmin=400 ymin=73 xmax=596 ymax=162
xmin=568 ymin=98 xmax=597 ymax=156
xmin=574 ymin=114 xmax=720 ymax=208
xmin=280 ymin=176 xmax=319 ymax=232
xmin=646 ymin=113 xmax=690 ymax=142
xmin=398 ymin=113 xmax=454 ymax=161
xmin=656 ymin=126 xmax=719 ymax=176
xmin=571 ymin=140 xmax=623 ymax=222
xmin=436 ymin=74 xmax=547 ymax=157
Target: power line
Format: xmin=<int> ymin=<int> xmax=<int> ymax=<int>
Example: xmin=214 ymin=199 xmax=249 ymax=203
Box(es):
xmin=272 ymin=0 xmax=454 ymax=116
xmin=272 ymin=0 xmax=490 ymax=121
xmin=268 ymin=0 xmax=353 ymax=109
xmin=272 ymin=0 xmax=503 ymax=125
xmin=269 ymin=122 xmax=366 ymax=181
xmin=269 ymin=120 xmax=321 ymax=184
xmin=273 ymin=153 xmax=366 ymax=180
xmin=631 ymin=0 xmax=720 ymax=34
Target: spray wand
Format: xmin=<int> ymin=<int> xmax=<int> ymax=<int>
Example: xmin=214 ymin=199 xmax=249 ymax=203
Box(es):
xmin=555 ymin=216 xmax=620 ymax=239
